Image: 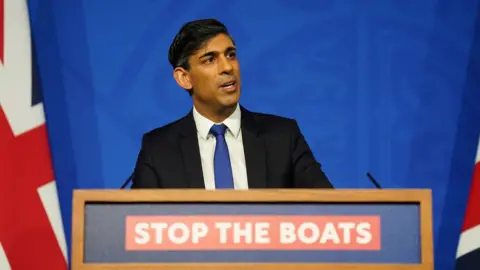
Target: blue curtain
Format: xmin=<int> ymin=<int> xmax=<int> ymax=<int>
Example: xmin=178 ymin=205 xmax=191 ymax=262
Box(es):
xmin=27 ymin=1 xmax=480 ymax=269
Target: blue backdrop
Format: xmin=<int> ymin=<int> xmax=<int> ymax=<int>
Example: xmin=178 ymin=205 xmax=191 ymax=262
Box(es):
xmin=27 ymin=0 xmax=480 ymax=269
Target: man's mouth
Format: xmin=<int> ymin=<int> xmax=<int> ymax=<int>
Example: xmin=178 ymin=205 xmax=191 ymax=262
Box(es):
xmin=219 ymin=80 xmax=237 ymax=91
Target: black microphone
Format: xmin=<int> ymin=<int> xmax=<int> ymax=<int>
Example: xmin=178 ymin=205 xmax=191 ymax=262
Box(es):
xmin=120 ymin=172 xmax=134 ymax=189
xmin=366 ymin=172 xmax=382 ymax=189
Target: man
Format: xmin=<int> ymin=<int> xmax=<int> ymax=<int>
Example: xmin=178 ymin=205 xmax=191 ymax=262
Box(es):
xmin=131 ymin=18 xmax=333 ymax=189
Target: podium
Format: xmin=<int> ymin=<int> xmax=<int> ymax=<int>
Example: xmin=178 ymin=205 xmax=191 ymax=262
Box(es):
xmin=71 ymin=189 xmax=434 ymax=269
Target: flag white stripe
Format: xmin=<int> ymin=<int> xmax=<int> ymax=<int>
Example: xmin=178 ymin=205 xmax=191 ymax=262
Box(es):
xmin=38 ymin=181 xmax=69 ymax=263
xmin=0 ymin=242 xmax=12 ymax=270
xmin=476 ymin=136 xmax=480 ymax=163
xmin=456 ymin=224 xmax=480 ymax=258
xmin=0 ymin=0 xmax=45 ymax=136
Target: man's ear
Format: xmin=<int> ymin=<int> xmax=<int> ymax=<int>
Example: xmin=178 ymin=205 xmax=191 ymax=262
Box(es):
xmin=173 ymin=67 xmax=193 ymax=91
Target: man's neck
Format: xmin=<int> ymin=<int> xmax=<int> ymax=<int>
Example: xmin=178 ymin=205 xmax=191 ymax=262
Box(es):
xmin=194 ymin=103 xmax=237 ymax=123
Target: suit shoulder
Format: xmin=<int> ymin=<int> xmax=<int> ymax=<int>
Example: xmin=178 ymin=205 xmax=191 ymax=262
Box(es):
xmin=250 ymin=111 xmax=294 ymax=123
xmin=248 ymin=111 xmax=298 ymax=134
xmin=142 ymin=116 xmax=187 ymax=142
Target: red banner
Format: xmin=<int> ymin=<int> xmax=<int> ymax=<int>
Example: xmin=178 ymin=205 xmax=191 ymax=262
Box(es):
xmin=126 ymin=215 xmax=381 ymax=251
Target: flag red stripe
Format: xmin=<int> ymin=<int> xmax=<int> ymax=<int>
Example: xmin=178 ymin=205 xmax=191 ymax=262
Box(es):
xmin=462 ymin=162 xmax=480 ymax=232
xmin=0 ymin=107 xmax=66 ymax=268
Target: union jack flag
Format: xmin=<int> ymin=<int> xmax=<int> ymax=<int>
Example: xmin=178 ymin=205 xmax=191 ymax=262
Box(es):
xmin=0 ymin=0 xmax=68 ymax=268
xmin=456 ymin=136 xmax=480 ymax=269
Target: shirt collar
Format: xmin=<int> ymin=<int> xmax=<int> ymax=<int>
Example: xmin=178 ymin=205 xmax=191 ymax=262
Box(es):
xmin=192 ymin=104 xmax=241 ymax=140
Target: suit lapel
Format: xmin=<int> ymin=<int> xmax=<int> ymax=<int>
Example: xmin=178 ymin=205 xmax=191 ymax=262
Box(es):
xmin=179 ymin=111 xmax=205 ymax=188
xmin=241 ymin=107 xmax=267 ymax=188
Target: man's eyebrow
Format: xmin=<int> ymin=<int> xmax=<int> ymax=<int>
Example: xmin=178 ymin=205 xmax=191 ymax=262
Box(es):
xmin=198 ymin=51 xmax=217 ymax=59
xmin=198 ymin=47 xmax=236 ymax=59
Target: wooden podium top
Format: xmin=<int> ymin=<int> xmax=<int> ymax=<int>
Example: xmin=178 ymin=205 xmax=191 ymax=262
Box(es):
xmin=73 ymin=188 xmax=430 ymax=202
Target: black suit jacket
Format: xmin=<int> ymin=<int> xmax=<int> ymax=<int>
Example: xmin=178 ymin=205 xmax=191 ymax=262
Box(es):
xmin=131 ymin=106 xmax=333 ymax=189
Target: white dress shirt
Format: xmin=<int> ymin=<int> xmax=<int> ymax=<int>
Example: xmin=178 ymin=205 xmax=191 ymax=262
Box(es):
xmin=192 ymin=104 xmax=249 ymax=190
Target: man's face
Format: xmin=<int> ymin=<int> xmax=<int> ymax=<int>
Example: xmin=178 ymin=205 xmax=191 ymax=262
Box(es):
xmin=185 ymin=34 xmax=241 ymax=112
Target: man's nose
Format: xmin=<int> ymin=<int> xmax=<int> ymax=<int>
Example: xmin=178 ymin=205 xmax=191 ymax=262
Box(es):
xmin=218 ymin=56 xmax=233 ymax=74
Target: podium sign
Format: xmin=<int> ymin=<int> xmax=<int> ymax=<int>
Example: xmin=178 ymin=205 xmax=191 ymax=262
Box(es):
xmin=72 ymin=189 xmax=433 ymax=269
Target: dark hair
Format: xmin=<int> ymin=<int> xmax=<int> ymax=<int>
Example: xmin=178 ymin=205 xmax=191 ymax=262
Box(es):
xmin=168 ymin=19 xmax=234 ymax=70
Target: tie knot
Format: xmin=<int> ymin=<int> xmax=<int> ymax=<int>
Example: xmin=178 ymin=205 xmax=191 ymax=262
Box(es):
xmin=210 ymin=124 xmax=227 ymax=137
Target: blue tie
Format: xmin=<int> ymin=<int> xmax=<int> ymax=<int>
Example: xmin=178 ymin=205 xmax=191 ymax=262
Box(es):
xmin=210 ymin=124 xmax=234 ymax=189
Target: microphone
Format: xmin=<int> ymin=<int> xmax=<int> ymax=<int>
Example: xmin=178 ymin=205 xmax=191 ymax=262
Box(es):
xmin=366 ymin=172 xmax=382 ymax=189
xmin=120 ymin=172 xmax=134 ymax=189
